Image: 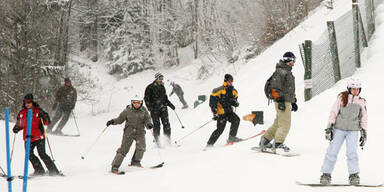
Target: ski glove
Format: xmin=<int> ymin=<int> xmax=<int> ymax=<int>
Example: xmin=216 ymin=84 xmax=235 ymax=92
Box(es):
xmin=106 ymin=120 xmax=114 ymax=126
xmin=13 ymin=126 xmax=20 ymax=133
xmin=278 ymin=102 xmax=285 ymax=111
xmin=359 ymin=129 xmax=367 ymax=147
xmin=169 ymin=103 xmax=176 ymax=110
xmin=231 ymin=99 xmax=239 ymax=107
xmin=291 ymin=103 xmax=298 ymax=112
xmin=146 ymin=123 xmax=154 ymax=130
xmin=325 ymin=124 xmax=334 ymax=141
xmin=212 ymin=113 xmax=219 ymax=121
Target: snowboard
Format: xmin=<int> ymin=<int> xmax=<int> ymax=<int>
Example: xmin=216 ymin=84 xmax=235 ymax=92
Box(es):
xmin=251 ymin=146 xmax=300 ymax=157
xmin=296 ymin=181 xmax=383 ymax=187
xmin=113 ymin=162 xmax=164 ymax=175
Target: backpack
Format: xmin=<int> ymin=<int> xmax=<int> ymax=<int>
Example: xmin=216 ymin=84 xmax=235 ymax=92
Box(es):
xmin=264 ymin=74 xmax=274 ymax=104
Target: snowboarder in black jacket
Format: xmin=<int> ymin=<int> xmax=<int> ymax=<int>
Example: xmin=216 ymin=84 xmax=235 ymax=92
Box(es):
xmin=144 ymin=72 xmax=175 ymax=146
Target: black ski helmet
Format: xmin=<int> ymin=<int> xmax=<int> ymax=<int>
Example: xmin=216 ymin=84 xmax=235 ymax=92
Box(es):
xmin=24 ymin=93 xmax=34 ymax=101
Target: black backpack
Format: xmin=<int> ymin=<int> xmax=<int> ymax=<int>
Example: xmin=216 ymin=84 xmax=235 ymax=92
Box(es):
xmin=264 ymin=74 xmax=274 ymax=103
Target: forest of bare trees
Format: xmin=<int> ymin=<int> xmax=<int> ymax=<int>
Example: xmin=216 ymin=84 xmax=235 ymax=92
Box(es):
xmin=0 ymin=0 xmax=322 ymax=119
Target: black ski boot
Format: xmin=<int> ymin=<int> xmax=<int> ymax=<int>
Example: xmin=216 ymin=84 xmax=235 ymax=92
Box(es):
xmin=111 ymin=166 xmax=119 ymax=174
xmin=130 ymin=160 xmax=142 ymax=168
xmin=275 ymin=143 xmax=290 ymax=152
xmin=349 ymin=173 xmax=360 ymax=185
xmin=259 ymin=136 xmax=272 ymax=150
xmin=320 ymin=173 xmax=331 ymax=184
xmin=227 ymin=136 xmax=242 ymax=144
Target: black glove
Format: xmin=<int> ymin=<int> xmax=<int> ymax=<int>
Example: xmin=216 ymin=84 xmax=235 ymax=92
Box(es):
xmin=291 ymin=103 xmax=298 ymax=112
xmin=169 ymin=103 xmax=175 ymax=110
xmin=359 ymin=129 xmax=367 ymax=147
xmin=212 ymin=113 xmax=219 ymax=121
xmin=52 ymin=103 xmax=58 ymax=110
xmin=13 ymin=126 xmax=20 ymax=133
xmin=325 ymin=124 xmax=334 ymax=141
xmin=231 ymin=99 xmax=239 ymax=107
xmin=146 ymin=123 xmax=154 ymax=130
xmin=278 ymin=102 xmax=285 ymax=111
xmin=106 ymin=120 xmax=114 ymax=126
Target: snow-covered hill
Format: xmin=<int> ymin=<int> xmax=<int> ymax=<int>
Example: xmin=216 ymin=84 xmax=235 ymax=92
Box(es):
xmin=1 ymin=0 xmax=384 ymax=191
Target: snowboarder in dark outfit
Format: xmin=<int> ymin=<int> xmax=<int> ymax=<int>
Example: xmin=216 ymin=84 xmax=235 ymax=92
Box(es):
xmin=144 ymin=73 xmax=175 ymax=146
xmin=169 ymin=81 xmax=188 ymax=109
xmin=47 ymin=78 xmax=77 ymax=135
xmin=106 ymin=95 xmax=154 ymax=174
xmin=206 ymin=74 xmax=241 ymax=148
xmin=13 ymin=94 xmax=60 ymax=176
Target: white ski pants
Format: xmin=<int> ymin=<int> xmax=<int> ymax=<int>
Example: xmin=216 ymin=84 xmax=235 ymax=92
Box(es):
xmin=321 ymin=128 xmax=359 ymax=174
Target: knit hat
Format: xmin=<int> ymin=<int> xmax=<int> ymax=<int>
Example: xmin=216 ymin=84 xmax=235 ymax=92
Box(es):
xmin=24 ymin=93 xmax=34 ymax=102
xmin=155 ymin=72 xmax=164 ymax=80
xmin=283 ymin=52 xmax=296 ymax=63
xmin=64 ymin=77 xmax=71 ymax=83
xmin=224 ymin=74 xmax=233 ymax=82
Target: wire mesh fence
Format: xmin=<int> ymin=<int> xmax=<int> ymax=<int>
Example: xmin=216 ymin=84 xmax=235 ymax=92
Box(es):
xmin=301 ymin=0 xmax=379 ymax=100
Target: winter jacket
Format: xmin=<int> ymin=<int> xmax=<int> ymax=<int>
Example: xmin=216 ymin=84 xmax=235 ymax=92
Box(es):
xmin=209 ymin=82 xmax=238 ymax=115
xmin=328 ymin=94 xmax=367 ymax=131
xmin=111 ymin=105 xmax=153 ymax=135
xmin=55 ymin=85 xmax=77 ymax=111
xmin=144 ymin=81 xmax=173 ymax=111
xmin=170 ymin=83 xmax=184 ymax=96
xmin=14 ymin=103 xmax=50 ymax=142
xmin=270 ymin=60 xmax=296 ymax=103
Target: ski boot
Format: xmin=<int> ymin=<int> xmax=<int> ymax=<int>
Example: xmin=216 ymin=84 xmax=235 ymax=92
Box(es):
xmin=227 ymin=136 xmax=243 ymax=145
xmin=258 ymin=136 xmax=272 ymax=151
xmin=320 ymin=173 xmax=331 ymax=184
xmin=53 ymin=130 xmax=64 ymax=136
xmin=130 ymin=160 xmax=143 ymax=168
xmin=204 ymin=143 xmax=214 ymax=151
xmin=182 ymin=105 xmax=188 ymax=109
xmin=111 ymin=166 xmax=119 ymax=174
xmin=349 ymin=173 xmax=360 ymax=185
xmin=275 ymin=143 xmax=290 ymax=152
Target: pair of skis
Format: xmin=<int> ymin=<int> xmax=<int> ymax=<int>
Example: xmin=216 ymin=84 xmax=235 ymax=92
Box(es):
xmin=112 ymin=162 xmax=164 ymax=175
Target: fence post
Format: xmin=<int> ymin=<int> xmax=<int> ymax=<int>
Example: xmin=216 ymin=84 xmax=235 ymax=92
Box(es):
xmin=303 ymin=40 xmax=312 ymax=101
xmin=352 ymin=0 xmax=361 ymax=68
xmin=358 ymin=6 xmax=368 ymax=47
xmin=327 ymin=21 xmax=341 ymax=83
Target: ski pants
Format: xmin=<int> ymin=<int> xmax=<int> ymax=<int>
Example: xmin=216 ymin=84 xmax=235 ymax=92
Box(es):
xmin=176 ymin=93 xmax=188 ymax=107
xmin=321 ymin=128 xmax=359 ymax=174
xmin=264 ymin=101 xmax=291 ymax=143
xmin=151 ymin=107 xmax=171 ymax=141
xmin=207 ymin=112 xmax=240 ymax=145
xmin=111 ymin=132 xmax=146 ymax=168
xmin=48 ymin=106 xmax=71 ymax=132
xmin=28 ymin=139 xmax=59 ymax=174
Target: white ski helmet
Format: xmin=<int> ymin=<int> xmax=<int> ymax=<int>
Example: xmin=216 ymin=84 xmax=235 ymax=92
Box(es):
xmin=131 ymin=94 xmax=143 ymax=106
xmin=347 ymin=78 xmax=362 ymax=94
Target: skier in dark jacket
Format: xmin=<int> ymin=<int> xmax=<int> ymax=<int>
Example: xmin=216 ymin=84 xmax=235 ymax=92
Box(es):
xmin=144 ymin=72 xmax=175 ymax=146
xmin=258 ymin=52 xmax=298 ymax=152
xmin=13 ymin=94 xmax=60 ymax=176
xmin=206 ymin=74 xmax=242 ymax=148
xmin=47 ymin=78 xmax=77 ymax=135
xmin=169 ymin=81 xmax=188 ymax=109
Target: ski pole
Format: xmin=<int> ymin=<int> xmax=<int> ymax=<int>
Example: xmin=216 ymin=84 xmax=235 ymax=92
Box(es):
xmin=174 ymin=119 xmax=213 ymax=145
xmin=173 ymin=110 xmax=185 ymax=129
xmin=71 ymin=111 xmax=81 ymax=135
xmin=0 ymin=166 xmax=6 ymax=176
xmin=41 ymin=118 xmax=55 ymax=161
xmin=81 ymin=126 xmax=109 ymax=160
xmin=10 ymin=134 xmax=16 ymax=162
